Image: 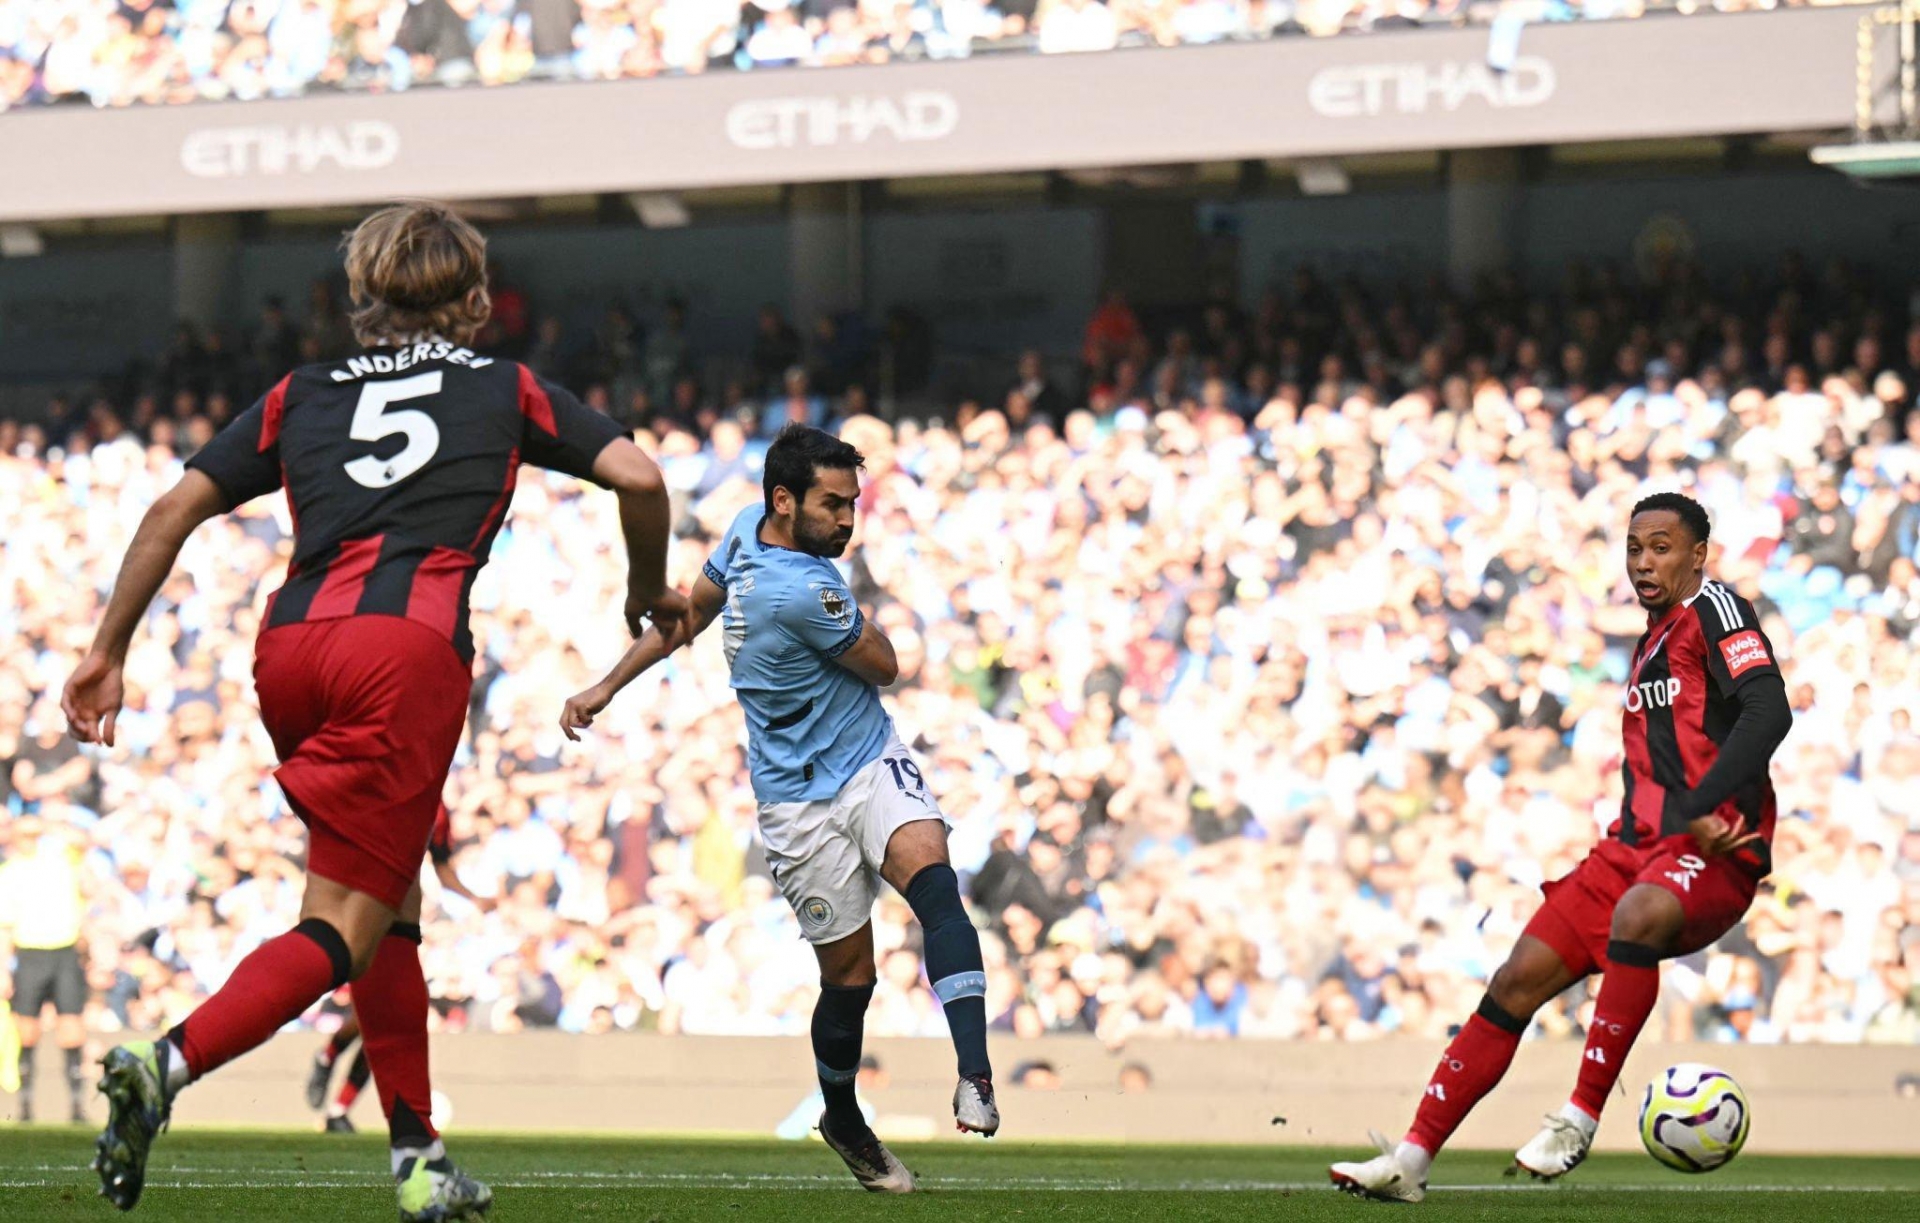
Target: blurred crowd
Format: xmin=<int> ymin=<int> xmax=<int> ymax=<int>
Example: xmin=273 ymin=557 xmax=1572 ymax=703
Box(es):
xmin=4 ymin=251 xmax=1920 ymax=1055
xmin=0 ymin=0 xmax=1859 ymax=110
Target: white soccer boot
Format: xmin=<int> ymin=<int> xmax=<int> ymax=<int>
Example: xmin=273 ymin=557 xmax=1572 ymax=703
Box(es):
xmin=819 ymin=1112 xmax=916 ymax=1193
xmin=1512 ymin=1107 xmax=1595 ymax=1181
xmin=1329 ymin=1130 xmax=1427 ymax=1204
xmin=953 ymin=1074 xmax=1000 ymax=1136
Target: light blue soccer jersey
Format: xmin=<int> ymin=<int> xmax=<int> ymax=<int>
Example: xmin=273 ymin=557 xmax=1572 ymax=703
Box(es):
xmin=703 ymin=504 xmax=894 ymax=803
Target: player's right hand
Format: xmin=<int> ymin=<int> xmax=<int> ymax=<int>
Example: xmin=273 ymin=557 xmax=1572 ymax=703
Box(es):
xmin=62 ymin=652 xmax=124 ymax=747
xmin=1689 ymin=814 xmax=1761 ymax=858
xmin=560 ymin=685 xmax=613 ymax=742
xmin=634 ymin=587 xmax=694 ymax=646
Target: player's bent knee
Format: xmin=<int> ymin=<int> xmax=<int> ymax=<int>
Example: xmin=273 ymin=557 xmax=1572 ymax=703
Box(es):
xmin=1487 ymin=946 xmax=1563 ymax=1017
xmin=903 ymin=863 xmax=967 ymax=928
xmin=814 ymin=924 xmax=879 ymax=988
xmin=1485 ymin=965 xmax=1537 ymax=1018
xmin=882 ymin=819 xmax=951 ymax=885
xmin=1610 ymin=885 xmax=1685 ymax=950
xmin=292 ymin=917 xmax=358 ymax=988
xmin=818 ymin=955 xmax=878 ymax=988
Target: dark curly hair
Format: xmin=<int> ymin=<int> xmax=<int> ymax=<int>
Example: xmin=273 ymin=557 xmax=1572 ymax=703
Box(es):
xmin=1630 ymin=491 xmax=1712 ymax=543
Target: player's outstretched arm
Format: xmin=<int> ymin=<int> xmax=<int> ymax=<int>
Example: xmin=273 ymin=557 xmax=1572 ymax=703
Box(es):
xmin=63 ymin=470 xmax=228 ymax=747
xmin=561 ymin=574 xmax=725 ymax=741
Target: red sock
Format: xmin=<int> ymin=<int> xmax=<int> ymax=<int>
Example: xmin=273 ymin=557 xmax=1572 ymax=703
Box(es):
xmin=335 ymin=1079 xmax=363 ymax=1110
xmin=1406 ymin=998 xmax=1527 ymax=1155
xmin=353 ymin=926 xmax=438 ymax=1147
xmin=1571 ymin=941 xmax=1662 ymax=1119
xmin=172 ymin=920 xmax=349 ymax=1080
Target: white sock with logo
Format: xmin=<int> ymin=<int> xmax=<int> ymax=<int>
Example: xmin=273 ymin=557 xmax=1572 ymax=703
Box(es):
xmin=1395 ymin=1142 xmax=1433 ymax=1181
xmin=1558 ymin=1101 xmax=1599 ymax=1138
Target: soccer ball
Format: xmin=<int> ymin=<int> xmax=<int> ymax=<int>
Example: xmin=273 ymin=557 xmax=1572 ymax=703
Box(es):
xmin=1638 ymin=1062 xmax=1751 ymax=1173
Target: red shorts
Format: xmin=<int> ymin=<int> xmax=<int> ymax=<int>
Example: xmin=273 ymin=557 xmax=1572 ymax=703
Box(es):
xmin=1523 ymin=835 xmax=1759 ymax=978
xmin=255 ymin=615 xmax=471 ymax=909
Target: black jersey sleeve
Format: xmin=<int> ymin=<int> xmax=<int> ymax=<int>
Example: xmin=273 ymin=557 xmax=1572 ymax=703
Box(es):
xmin=1667 ymin=674 xmax=1792 ymax=823
xmin=516 ymin=365 xmax=628 ymax=485
xmin=1693 ymin=583 xmax=1783 ymax=698
xmin=185 ymin=382 xmax=286 ymax=509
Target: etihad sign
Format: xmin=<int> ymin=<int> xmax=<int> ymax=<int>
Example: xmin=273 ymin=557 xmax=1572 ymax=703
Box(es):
xmin=1307 ymin=58 xmax=1556 ymax=118
xmin=726 ymin=92 xmax=958 ymax=150
xmin=180 ymin=122 xmax=400 ymax=178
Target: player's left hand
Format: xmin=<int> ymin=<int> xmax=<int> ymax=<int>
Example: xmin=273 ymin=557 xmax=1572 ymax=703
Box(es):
xmin=62 ymin=652 xmax=125 ymax=747
xmin=1688 ymin=813 xmax=1762 ymax=858
xmin=560 ymin=684 xmax=614 ymax=742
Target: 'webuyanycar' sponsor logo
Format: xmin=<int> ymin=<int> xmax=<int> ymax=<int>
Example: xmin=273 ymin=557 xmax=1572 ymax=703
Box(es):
xmin=726 ymin=92 xmax=958 ymax=150
xmin=181 ymin=122 xmax=400 ymax=178
xmin=1307 ymin=58 xmax=1556 ymax=118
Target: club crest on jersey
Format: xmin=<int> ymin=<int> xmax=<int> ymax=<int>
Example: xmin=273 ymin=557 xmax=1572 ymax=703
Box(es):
xmin=818 ymin=587 xmax=853 ymax=628
xmin=1719 ymin=630 xmax=1771 ymax=677
xmin=1624 ymin=677 xmax=1682 ymax=712
xmin=800 ymin=897 xmax=835 ymax=928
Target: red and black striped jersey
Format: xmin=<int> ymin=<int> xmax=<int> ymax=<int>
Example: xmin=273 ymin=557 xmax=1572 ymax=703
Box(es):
xmin=188 ymin=342 xmax=625 ymax=664
xmin=1617 ymin=579 xmax=1781 ymax=865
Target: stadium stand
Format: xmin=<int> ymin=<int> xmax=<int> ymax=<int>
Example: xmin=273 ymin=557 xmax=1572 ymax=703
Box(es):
xmin=0 ymin=0 xmax=1882 ymax=110
xmin=3 ymin=253 xmax=1919 ymax=1051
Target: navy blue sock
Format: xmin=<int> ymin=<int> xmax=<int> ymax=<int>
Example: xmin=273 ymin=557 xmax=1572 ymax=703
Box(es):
xmin=812 ymin=983 xmax=873 ymax=1132
xmin=905 ymin=863 xmax=991 ymax=1080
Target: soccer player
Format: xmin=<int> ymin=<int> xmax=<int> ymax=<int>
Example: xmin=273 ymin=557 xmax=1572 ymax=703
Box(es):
xmin=0 ymin=816 xmax=90 ymax=1124
xmin=62 ymin=201 xmax=685 ymax=1217
xmin=1330 ymin=492 xmax=1792 ymax=1202
xmin=562 ymin=424 xmax=997 ymax=1193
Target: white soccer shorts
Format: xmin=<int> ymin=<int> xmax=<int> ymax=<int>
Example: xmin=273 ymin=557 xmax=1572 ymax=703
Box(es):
xmin=757 ymin=736 xmax=949 ymax=945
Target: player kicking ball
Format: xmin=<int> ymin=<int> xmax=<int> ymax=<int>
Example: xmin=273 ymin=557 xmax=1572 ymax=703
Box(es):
xmin=63 ymin=201 xmax=685 ymax=1218
xmin=563 ymin=424 xmax=998 ymax=1193
xmin=1331 ymin=492 xmax=1791 ymax=1202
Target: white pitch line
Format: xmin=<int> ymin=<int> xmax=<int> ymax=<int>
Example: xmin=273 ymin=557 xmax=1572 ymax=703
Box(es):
xmin=3 ymin=1170 xmax=1912 ymax=1194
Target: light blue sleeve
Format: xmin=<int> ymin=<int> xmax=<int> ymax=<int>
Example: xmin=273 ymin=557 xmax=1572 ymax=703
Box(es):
xmin=777 ymin=571 xmax=865 ymax=660
xmin=703 ymin=510 xmax=753 ymax=589
xmin=701 ymin=546 xmax=730 ymax=591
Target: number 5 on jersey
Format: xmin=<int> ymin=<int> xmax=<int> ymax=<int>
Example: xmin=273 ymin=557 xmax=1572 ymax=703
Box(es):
xmin=345 ymin=372 xmax=443 ymax=489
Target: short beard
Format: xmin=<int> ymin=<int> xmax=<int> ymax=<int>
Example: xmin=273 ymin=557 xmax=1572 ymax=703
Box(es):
xmin=793 ymin=520 xmax=848 ymax=558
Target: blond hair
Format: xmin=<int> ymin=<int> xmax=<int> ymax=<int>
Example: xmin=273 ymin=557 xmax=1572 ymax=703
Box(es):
xmin=342 ymin=201 xmax=491 ymax=347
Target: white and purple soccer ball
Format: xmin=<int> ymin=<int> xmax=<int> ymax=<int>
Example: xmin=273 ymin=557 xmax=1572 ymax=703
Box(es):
xmin=1638 ymin=1062 xmax=1751 ymax=1173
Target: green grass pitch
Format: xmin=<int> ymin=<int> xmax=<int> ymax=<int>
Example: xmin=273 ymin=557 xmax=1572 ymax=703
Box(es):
xmin=2 ymin=1126 xmax=1915 ymax=1221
